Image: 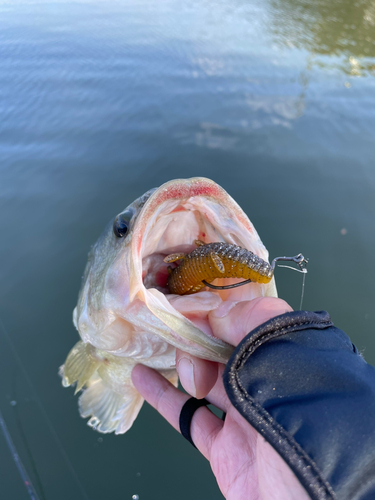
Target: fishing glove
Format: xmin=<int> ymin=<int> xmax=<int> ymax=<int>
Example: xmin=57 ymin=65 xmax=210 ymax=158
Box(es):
xmin=223 ymin=310 xmax=375 ymax=500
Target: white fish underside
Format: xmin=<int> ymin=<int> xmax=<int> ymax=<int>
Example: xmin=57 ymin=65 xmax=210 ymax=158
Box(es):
xmin=60 ymin=178 xmax=277 ymax=434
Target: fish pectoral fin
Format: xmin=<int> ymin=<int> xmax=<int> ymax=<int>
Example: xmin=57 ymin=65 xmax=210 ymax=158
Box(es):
xmin=163 ymin=253 xmax=186 ymax=263
xmin=210 ymin=251 xmax=225 ymax=274
xmin=60 ymin=341 xmax=101 ymax=394
xmin=79 ymin=378 xmax=144 ymax=434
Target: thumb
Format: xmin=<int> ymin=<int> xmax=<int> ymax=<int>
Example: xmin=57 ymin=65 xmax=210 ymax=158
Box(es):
xmin=208 ymin=297 xmax=293 ymax=347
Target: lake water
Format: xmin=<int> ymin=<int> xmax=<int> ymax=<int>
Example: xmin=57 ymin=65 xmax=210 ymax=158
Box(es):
xmin=1 ymin=0 xmax=375 ymax=498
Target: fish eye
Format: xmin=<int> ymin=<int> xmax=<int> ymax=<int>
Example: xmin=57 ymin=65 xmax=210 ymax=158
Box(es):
xmin=113 ymin=211 xmax=132 ymax=238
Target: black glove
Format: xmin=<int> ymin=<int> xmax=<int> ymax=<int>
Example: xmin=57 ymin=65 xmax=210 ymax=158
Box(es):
xmin=223 ymin=310 xmax=375 ymax=500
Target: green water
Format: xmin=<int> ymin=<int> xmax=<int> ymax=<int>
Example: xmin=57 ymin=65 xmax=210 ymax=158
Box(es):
xmin=1 ymin=0 xmax=375 ymax=498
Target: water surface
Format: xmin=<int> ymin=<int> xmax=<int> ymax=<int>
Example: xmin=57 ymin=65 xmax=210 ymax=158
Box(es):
xmin=1 ymin=0 xmax=375 ymax=498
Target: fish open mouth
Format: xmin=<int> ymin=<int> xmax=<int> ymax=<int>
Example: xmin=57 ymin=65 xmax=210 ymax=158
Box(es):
xmin=140 ymin=207 xmax=251 ymax=294
xmin=135 ymin=181 xmax=277 ymax=336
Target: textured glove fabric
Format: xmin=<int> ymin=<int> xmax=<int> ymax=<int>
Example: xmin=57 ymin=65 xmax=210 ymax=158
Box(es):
xmin=223 ymin=311 xmax=375 ymax=500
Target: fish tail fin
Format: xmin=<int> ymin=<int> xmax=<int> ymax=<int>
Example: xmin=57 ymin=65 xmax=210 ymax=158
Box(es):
xmin=79 ymin=377 xmax=144 ymax=434
xmin=59 ymin=340 xmax=101 ymax=394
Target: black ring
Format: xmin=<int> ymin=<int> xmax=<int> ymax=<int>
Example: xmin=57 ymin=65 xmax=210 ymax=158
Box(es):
xmin=179 ymin=397 xmax=209 ymax=448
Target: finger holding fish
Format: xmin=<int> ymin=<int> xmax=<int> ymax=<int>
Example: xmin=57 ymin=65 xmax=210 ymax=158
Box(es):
xmin=132 ymin=346 xmax=310 ymax=500
xmin=175 ymin=297 xmax=293 ymax=401
xmin=176 ymin=350 xmax=218 ymax=399
xmin=132 ymin=298 xmax=295 ymax=457
xmin=208 ymin=296 xmax=293 ymax=346
xmin=131 ymin=363 xmax=224 ymax=460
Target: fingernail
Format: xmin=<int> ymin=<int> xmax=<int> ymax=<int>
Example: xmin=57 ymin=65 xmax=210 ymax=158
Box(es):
xmin=177 ymin=358 xmax=196 ymax=397
xmin=211 ymin=300 xmax=238 ymax=318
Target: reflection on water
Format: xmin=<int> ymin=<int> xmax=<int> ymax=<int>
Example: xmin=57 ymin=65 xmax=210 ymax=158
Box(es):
xmin=271 ymin=0 xmax=375 ymax=74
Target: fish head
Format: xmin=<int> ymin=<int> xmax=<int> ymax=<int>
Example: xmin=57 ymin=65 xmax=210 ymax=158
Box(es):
xmin=74 ymin=177 xmax=277 ymax=363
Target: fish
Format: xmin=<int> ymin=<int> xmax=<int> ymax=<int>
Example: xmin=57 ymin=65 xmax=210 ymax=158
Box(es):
xmin=59 ymin=177 xmax=278 ymax=434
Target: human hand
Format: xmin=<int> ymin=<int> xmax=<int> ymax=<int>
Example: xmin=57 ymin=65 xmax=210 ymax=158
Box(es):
xmin=132 ymin=297 xmax=310 ymax=500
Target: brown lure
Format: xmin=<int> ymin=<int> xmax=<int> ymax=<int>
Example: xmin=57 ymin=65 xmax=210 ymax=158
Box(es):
xmin=164 ymin=240 xmax=274 ymax=295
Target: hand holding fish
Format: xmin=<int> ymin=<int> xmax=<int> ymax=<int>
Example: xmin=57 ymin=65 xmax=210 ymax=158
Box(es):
xmin=60 ymin=177 xmax=375 ymax=499
xmin=132 ymin=297 xmax=310 ymax=500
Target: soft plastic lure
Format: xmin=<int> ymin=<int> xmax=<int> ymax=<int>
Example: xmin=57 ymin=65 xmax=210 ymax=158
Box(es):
xmin=164 ymin=240 xmax=307 ymax=295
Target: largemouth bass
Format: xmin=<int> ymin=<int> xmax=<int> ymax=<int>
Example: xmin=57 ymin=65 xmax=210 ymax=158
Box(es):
xmin=60 ymin=177 xmax=277 ymax=434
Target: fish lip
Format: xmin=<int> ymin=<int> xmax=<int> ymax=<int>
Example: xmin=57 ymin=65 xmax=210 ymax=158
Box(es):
xmin=133 ymin=177 xmax=255 ymax=247
xmin=128 ymin=177 xmax=273 ymax=302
